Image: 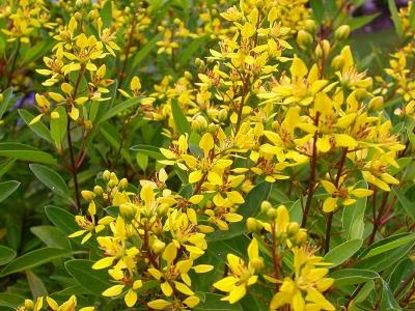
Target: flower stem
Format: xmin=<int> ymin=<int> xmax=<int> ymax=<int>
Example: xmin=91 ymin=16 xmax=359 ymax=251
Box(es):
xmin=6 ymin=39 xmax=21 ymax=88
xmin=301 ymin=112 xmax=320 ymax=227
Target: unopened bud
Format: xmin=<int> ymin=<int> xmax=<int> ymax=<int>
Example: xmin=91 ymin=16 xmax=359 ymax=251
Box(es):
xmin=103 ymin=170 xmax=111 ymax=181
xmin=191 ymin=115 xmax=208 ymax=131
xmin=246 ymin=217 xmax=261 ymax=232
xmin=335 ymin=25 xmax=351 ymax=40
xmin=151 ymin=239 xmax=166 ymax=254
xmin=208 ymin=123 xmax=217 ymax=133
xmin=81 ymin=190 xmax=95 ymax=202
xmin=51 ymin=111 xmax=60 ymax=119
xmin=287 ymin=222 xmax=300 ymax=235
xmin=218 ymin=109 xmax=228 ymax=122
xmin=315 ymin=40 xmax=330 ymax=58
xmin=368 ymin=96 xmax=384 ymax=110
xmin=304 ymin=19 xmax=317 ymax=33
xmin=296 ymin=30 xmax=313 ymax=50
xmin=118 ymin=178 xmax=128 ymax=190
xmin=331 ymin=55 xmax=344 ymax=70
xmin=94 ymin=185 xmax=104 ymax=196
xmin=119 ymin=203 xmax=136 ymax=219
xmin=260 ymin=200 xmax=272 ymax=213
xmin=294 ymin=230 xmax=308 ymax=245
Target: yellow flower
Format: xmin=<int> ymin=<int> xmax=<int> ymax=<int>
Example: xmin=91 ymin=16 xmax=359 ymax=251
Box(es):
xmin=213 ymin=238 xmax=261 ymax=303
xmin=270 ymin=247 xmax=334 ymax=311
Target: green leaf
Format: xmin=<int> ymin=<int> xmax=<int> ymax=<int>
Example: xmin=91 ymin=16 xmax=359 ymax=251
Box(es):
xmin=44 ymin=205 xmax=79 ymax=235
xmin=30 ymin=226 xmax=71 ymax=249
xmin=331 ymin=268 xmax=379 ymax=287
xmin=342 ymin=181 xmax=368 ymax=240
xmin=410 ymin=1 xmax=415 ymax=30
xmin=65 ymin=259 xmax=111 ymax=295
xmin=21 ymin=39 xmax=54 ymax=65
xmin=0 ymin=245 xmax=16 ymax=265
xmin=347 ymin=13 xmax=380 ymax=31
xmin=194 ymin=292 xmax=243 ymax=311
xmin=101 ymin=0 xmax=112 ymax=27
xmin=0 ymin=88 xmax=13 ymax=120
xmin=0 ymin=293 xmax=24 ymax=308
xmin=98 ymin=97 xmax=141 ymax=124
xmin=128 ymin=33 xmax=162 ymax=80
xmin=310 ymin=0 xmax=324 ymax=25
xmin=26 ymin=270 xmax=48 ymax=298
xmin=179 ymin=35 xmax=209 ymax=66
xmin=380 ymin=280 xmax=401 ymax=311
xmin=18 ymin=109 xmax=52 ymax=143
xmin=0 ymin=143 xmax=57 ymax=165
xmin=362 ymin=233 xmax=415 ymax=259
xmin=0 ymin=180 xmax=20 ymax=203
xmin=130 ymin=144 xmax=164 ymax=160
xmin=50 ymin=106 xmax=67 ymax=150
xmin=324 ymin=239 xmax=362 ymax=267
xmin=393 ymin=188 xmax=415 ymax=220
xmin=388 ymin=0 xmax=403 ymax=37
xmin=99 ymin=123 xmax=132 ymax=164
xmin=0 ymin=159 xmax=15 ymax=179
xmin=29 ymin=164 xmax=70 ymax=199
xmin=171 ymin=100 xmax=191 ymax=134
xmin=0 ymin=247 xmax=71 ymax=277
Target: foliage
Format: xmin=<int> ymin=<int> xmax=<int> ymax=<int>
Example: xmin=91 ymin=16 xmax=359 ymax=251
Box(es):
xmin=0 ymin=0 xmax=415 ymax=310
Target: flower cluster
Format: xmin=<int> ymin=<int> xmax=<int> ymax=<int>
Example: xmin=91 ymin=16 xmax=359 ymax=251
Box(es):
xmin=16 ymin=295 xmax=93 ymax=311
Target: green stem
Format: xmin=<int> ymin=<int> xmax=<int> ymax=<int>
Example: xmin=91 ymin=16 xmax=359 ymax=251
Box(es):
xmin=6 ymin=39 xmax=21 ymax=88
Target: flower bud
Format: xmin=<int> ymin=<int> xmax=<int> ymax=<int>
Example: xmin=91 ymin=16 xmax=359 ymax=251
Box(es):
xmin=94 ymin=185 xmax=104 ymax=196
xmin=118 ymin=178 xmax=128 ymax=190
xmin=304 ymin=19 xmax=317 ymax=33
xmin=81 ymin=190 xmax=95 ymax=202
xmin=266 ymin=208 xmax=278 ymax=219
xmin=119 ymin=203 xmax=136 ymax=220
xmin=191 ymin=115 xmax=208 ymax=131
xmin=331 ymin=55 xmax=344 ymax=71
xmin=218 ymin=109 xmax=228 ymax=122
xmin=315 ymin=40 xmax=330 ymax=58
xmin=287 ymin=222 xmax=300 ymax=236
xmin=368 ymin=96 xmax=384 ymax=110
xmin=260 ymin=200 xmax=272 ymax=213
xmin=294 ymin=230 xmax=308 ymax=245
xmin=151 ymin=239 xmax=166 ymax=254
xmin=296 ymin=30 xmax=313 ymax=50
xmin=103 ymin=170 xmax=111 ymax=181
xmin=246 ymin=217 xmax=261 ymax=232
xmin=335 ymin=25 xmax=351 ymax=40
xmin=208 ymin=123 xmax=218 ymax=133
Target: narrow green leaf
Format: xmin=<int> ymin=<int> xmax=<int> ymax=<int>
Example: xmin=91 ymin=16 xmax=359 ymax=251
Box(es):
xmin=0 ymin=180 xmax=20 ymax=203
xmin=171 ymin=100 xmax=191 ymax=134
xmin=101 ymin=0 xmax=112 ymax=27
xmin=50 ymin=106 xmax=67 ymax=150
xmin=0 ymin=143 xmax=57 ymax=165
xmin=342 ymin=181 xmax=368 ymax=240
xmin=0 ymin=247 xmax=71 ymax=277
xmin=0 ymin=158 xmax=15 ymax=179
xmin=179 ymin=35 xmax=209 ymax=65
xmin=0 ymin=293 xmax=24 ymax=308
xmin=65 ymin=259 xmax=111 ymax=295
xmin=363 ymin=233 xmax=415 ymax=259
xmin=325 ymin=239 xmax=362 ymax=267
xmin=380 ymin=280 xmax=401 ymax=311
xmin=0 ymin=88 xmax=13 ymax=119
xmin=18 ymin=109 xmax=52 ymax=143
xmin=99 ymin=97 xmax=141 ymax=124
xmin=130 ymin=144 xmax=164 ymax=160
xmin=347 ymin=13 xmax=380 ymax=31
xmin=388 ymin=0 xmax=403 ymax=37
xmin=44 ymin=205 xmax=79 ymax=235
xmin=310 ymin=0 xmax=324 ymax=25
xmin=393 ymin=188 xmax=415 ymax=220
xmin=26 ymin=270 xmax=48 ymax=298
xmin=331 ymin=268 xmax=379 ymax=287
xmin=410 ymin=1 xmax=415 ymax=29
xmin=29 ymin=164 xmax=70 ymax=199
xmin=30 ymin=226 xmax=71 ymax=249
xmin=0 ymin=245 xmax=16 ymax=265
